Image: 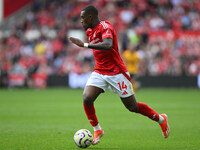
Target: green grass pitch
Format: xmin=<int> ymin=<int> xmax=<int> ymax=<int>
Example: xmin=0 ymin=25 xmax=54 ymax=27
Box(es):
xmin=0 ymin=88 xmax=199 ymax=150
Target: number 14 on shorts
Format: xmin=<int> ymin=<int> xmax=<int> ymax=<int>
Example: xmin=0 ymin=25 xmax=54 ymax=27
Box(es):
xmin=117 ymin=81 xmax=127 ymax=91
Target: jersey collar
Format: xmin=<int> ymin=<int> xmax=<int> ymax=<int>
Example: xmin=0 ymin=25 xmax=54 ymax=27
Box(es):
xmin=86 ymin=21 xmax=101 ymax=36
xmin=92 ymin=21 xmax=101 ymax=32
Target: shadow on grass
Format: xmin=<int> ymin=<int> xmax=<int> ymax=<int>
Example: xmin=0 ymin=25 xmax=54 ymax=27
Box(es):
xmin=89 ymin=148 xmax=121 ymax=150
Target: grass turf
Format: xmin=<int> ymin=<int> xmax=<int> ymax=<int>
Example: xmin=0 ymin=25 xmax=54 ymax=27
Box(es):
xmin=0 ymin=88 xmax=199 ymax=150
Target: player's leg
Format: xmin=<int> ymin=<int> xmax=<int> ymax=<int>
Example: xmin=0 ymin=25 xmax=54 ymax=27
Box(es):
xmin=105 ymin=72 xmax=169 ymax=138
xmin=121 ymin=95 xmax=160 ymax=121
xmin=83 ymin=85 xmax=103 ymax=126
xmin=120 ymin=95 xmax=170 ymax=138
xmin=83 ymin=72 xmax=107 ymax=145
xmin=83 ymin=85 xmax=104 ymax=145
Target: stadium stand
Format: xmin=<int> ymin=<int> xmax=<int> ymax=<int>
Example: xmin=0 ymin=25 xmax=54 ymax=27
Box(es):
xmin=0 ymin=0 xmax=200 ymax=88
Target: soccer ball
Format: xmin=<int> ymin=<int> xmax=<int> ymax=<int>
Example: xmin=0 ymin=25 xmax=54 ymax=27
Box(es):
xmin=74 ymin=129 xmax=93 ymax=148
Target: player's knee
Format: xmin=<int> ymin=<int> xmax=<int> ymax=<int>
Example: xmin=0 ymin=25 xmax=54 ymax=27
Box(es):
xmin=126 ymin=105 xmax=138 ymax=112
xmin=83 ymin=93 xmax=93 ymax=105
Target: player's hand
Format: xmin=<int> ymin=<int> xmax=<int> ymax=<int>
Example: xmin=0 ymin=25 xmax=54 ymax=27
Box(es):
xmin=68 ymin=37 xmax=84 ymax=47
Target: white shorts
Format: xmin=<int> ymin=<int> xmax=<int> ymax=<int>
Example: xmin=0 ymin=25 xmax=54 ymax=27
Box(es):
xmin=86 ymin=72 xmax=134 ymax=98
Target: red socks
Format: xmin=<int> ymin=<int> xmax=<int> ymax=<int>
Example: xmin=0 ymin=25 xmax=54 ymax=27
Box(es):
xmin=137 ymin=102 xmax=159 ymax=122
xmin=83 ymin=102 xmax=159 ymax=127
xmin=83 ymin=103 xmax=99 ymax=127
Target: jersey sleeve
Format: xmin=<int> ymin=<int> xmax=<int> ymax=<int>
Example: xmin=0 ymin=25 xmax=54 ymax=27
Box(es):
xmin=101 ymin=22 xmax=113 ymax=39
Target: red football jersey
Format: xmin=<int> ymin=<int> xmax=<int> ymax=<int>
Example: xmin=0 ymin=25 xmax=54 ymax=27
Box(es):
xmin=87 ymin=21 xmax=128 ymax=75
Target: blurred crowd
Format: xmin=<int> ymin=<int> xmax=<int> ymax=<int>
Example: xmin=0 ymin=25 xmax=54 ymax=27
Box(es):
xmin=0 ymin=0 xmax=200 ymax=87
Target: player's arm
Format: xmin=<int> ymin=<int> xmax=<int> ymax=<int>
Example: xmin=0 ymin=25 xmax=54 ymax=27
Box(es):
xmin=88 ymin=38 xmax=112 ymax=51
xmin=68 ymin=37 xmax=113 ymax=51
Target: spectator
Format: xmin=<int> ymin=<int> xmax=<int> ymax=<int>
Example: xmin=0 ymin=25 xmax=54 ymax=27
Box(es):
xmin=0 ymin=0 xmax=200 ymax=88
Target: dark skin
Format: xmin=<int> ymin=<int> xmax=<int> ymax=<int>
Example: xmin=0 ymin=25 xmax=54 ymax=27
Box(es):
xmin=68 ymin=10 xmax=138 ymax=112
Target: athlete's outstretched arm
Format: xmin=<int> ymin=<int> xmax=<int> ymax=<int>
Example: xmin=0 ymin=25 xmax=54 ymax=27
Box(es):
xmin=88 ymin=38 xmax=112 ymax=51
xmin=68 ymin=37 xmax=113 ymax=51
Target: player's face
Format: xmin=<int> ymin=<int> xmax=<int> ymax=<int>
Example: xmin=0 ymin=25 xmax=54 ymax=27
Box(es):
xmin=80 ymin=11 xmax=92 ymax=30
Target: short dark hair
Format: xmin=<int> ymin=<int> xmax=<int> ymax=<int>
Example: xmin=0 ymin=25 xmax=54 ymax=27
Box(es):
xmin=82 ymin=5 xmax=98 ymax=16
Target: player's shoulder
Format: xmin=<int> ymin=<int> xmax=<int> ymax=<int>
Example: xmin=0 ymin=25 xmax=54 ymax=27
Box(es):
xmin=99 ymin=21 xmax=113 ymax=29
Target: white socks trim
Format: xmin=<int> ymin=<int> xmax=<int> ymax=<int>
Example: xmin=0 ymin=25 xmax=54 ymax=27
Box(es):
xmin=158 ymin=115 xmax=164 ymax=124
xmin=93 ymin=123 xmax=101 ymax=131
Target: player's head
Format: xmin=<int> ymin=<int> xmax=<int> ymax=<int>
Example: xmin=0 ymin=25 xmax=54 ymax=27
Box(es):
xmin=81 ymin=5 xmax=98 ymax=30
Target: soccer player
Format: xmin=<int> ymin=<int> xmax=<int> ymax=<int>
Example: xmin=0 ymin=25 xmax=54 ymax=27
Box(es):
xmin=69 ymin=5 xmax=170 ymax=145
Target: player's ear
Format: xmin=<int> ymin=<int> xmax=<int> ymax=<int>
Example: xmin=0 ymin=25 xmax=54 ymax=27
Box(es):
xmin=89 ymin=14 xmax=93 ymax=21
xmin=90 ymin=14 xmax=96 ymax=21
